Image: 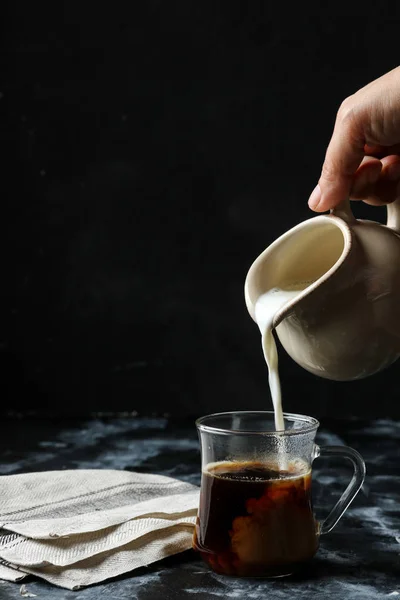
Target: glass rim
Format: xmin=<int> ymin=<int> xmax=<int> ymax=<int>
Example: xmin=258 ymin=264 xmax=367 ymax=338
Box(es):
xmin=195 ymin=411 xmax=320 ymax=437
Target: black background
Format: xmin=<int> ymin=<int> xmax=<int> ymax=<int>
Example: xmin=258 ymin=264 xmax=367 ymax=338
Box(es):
xmin=2 ymin=5 xmax=400 ymax=418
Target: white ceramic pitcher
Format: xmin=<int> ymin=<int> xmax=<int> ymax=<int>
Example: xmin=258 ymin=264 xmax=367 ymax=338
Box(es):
xmin=244 ymin=199 xmax=400 ymax=380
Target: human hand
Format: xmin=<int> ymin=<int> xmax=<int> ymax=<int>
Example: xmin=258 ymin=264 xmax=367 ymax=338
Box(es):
xmin=308 ymin=66 xmax=400 ymax=212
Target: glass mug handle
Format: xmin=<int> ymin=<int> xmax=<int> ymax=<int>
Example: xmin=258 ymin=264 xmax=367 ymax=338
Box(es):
xmin=313 ymin=444 xmax=366 ymax=535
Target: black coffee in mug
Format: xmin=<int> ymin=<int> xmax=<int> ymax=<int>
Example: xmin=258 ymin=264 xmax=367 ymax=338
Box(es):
xmin=193 ymin=460 xmax=319 ymax=577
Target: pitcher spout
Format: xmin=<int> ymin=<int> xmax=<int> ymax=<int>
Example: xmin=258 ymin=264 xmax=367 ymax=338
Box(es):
xmin=244 ymin=214 xmax=353 ymax=328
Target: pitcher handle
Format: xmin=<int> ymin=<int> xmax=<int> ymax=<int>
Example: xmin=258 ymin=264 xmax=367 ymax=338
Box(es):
xmin=331 ymin=197 xmax=400 ymax=234
xmin=387 ymin=198 xmax=400 ymax=233
xmin=313 ymin=444 xmax=366 ymax=535
xmin=330 ymin=198 xmax=356 ymax=224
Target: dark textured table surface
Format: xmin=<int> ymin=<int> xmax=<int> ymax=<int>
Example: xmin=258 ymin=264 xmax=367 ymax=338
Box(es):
xmin=0 ymin=415 xmax=399 ymax=599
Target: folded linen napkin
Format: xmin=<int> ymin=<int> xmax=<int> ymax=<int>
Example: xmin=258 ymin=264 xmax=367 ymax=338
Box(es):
xmin=0 ymin=470 xmax=199 ymax=590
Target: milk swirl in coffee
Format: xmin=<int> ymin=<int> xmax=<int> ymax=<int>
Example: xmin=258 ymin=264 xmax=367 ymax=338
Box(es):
xmin=255 ymin=283 xmax=312 ymax=431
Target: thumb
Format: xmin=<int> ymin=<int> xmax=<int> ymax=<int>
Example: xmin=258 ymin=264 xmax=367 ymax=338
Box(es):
xmin=308 ymin=102 xmax=365 ymax=212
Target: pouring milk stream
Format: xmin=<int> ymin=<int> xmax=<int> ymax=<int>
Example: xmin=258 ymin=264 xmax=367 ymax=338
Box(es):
xmin=254 ymin=284 xmax=312 ymax=432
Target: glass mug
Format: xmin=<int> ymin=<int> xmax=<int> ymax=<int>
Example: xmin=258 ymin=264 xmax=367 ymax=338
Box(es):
xmin=193 ymin=411 xmax=366 ymax=578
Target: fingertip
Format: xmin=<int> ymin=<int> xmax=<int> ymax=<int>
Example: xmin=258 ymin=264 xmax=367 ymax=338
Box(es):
xmin=310 ymin=195 xmax=336 ymax=213
xmin=308 ymin=185 xmax=322 ymax=210
xmin=309 ymin=183 xmax=349 ymax=213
